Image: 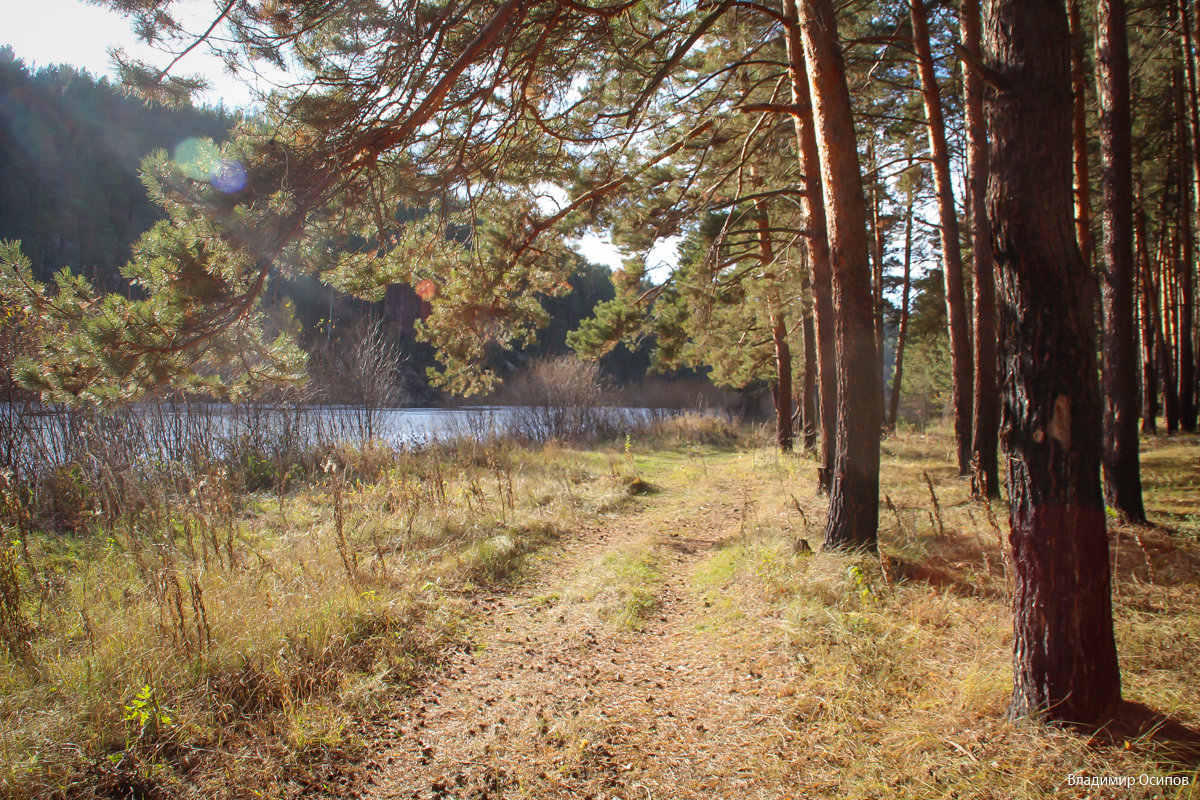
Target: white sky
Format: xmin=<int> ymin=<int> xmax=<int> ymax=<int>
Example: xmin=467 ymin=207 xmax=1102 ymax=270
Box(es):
xmin=1 ymin=0 xmax=261 ymax=109
xmin=0 ymin=0 xmax=677 ymax=273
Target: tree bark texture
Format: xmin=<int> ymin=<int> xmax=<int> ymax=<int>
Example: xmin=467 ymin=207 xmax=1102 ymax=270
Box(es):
xmin=962 ymin=0 xmax=1000 ymax=499
xmin=888 ymin=187 xmax=915 ymax=431
xmin=798 ymin=0 xmax=882 ymax=550
xmin=983 ymin=0 xmax=1122 ymax=723
xmin=1097 ymin=0 xmax=1146 ymax=521
xmin=912 ymin=0 xmax=974 ymax=476
xmin=784 ymin=0 xmax=837 ymax=491
xmin=1135 ymin=206 xmax=1159 ymax=434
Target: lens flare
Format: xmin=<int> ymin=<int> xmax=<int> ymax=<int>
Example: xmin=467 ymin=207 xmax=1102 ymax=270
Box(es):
xmin=174 ymin=138 xmax=247 ymax=193
xmin=211 ymin=161 xmax=248 ymax=193
xmin=173 ymin=138 xmax=219 ymax=181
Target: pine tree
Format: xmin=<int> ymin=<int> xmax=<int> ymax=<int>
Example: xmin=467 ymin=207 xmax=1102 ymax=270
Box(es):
xmin=911 ymin=0 xmax=973 ymax=477
xmin=984 ymin=0 xmax=1121 ymax=723
xmin=1097 ymin=0 xmax=1146 ymax=522
xmin=797 ymin=0 xmax=882 ymax=549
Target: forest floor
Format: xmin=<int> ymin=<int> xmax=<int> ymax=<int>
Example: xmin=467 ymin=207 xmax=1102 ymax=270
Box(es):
xmin=310 ymin=429 xmax=1200 ymax=800
xmin=3 ymin=419 xmax=1199 ymax=799
xmin=342 ymin=449 xmax=799 ymax=800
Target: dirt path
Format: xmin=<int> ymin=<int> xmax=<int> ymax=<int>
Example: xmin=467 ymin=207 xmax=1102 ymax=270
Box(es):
xmin=342 ymin=469 xmax=807 ymax=800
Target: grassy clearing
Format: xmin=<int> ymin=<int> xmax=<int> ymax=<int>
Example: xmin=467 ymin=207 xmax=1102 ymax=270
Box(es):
xmin=3 ymin=413 xmax=1196 ymax=799
xmin=0 ymin=435 xmax=626 ymax=799
xmin=683 ymin=424 xmax=1200 ymax=799
xmin=559 ymin=537 xmax=664 ymax=631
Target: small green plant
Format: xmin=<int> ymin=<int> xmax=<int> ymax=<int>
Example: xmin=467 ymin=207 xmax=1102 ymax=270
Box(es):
xmin=124 ymin=685 xmax=172 ymax=742
xmin=0 ymin=536 xmax=34 ymax=665
xmin=240 ymin=453 xmax=278 ymax=492
xmin=621 ymin=433 xmax=637 ymax=480
xmin=847 ymin=565 xmax=877 ymax=607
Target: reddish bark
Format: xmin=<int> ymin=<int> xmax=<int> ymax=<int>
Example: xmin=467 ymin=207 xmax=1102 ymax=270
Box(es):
xmin=783 ymin=0 xmax=837 ymax=491
xmin=912 ymin=0 xmax=974 ymax=476
xmin=797 ymin=0 xmax=882 ymax=550
xmin=962 ymin=0 xmax=999 ymax=499
xmin=984 ymin=0 xmax=1122 ymax=723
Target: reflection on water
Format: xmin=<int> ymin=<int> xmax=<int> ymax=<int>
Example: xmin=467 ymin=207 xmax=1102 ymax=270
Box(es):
xmin=0 ymin=402 xmax=670 ymax=481
xmin=273 ymin=405 xmax=663 ymax=444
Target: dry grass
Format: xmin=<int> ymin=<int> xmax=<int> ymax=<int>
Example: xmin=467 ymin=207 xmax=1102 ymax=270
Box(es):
xmin=0 ymin=437 xmax=620 ymax=799
xmin=557 ymin=535 xmax=664 ymax=631
xmin=3 ymin=421 xmax=1197 ymax=799
xmin=690 ymin=424 xmax=1200 ymax=799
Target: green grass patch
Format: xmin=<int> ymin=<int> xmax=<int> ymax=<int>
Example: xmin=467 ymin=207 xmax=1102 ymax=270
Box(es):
xmin=561 ymin=538 xmax=664 ymax=631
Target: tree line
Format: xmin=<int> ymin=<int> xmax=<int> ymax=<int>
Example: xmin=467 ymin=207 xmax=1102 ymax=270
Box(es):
xmin=2 ymin=0 xmax=1198 ymax=726
xmin=0 ymin=53 xmax=653 ymax=398
xmin=0 ymin=48 xmax=236 ymax=288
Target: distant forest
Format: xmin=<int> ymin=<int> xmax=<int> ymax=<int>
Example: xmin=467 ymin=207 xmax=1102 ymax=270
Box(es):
xmin=0 ymin=47 xmax=234 ymax=290
xmin=0 ymin=49 xmax=660 ymax=399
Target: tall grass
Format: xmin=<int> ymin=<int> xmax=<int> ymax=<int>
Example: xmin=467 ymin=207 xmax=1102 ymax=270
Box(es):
xmin=692 ymin=425 xmax=1200 ymax=799
xmin=0 ymin=391 xmax=639 ymax=798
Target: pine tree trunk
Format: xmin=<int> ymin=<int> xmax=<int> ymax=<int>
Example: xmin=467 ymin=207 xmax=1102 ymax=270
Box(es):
xmin=799 ymin=266 xmax=819 ymax=452
xmin=983 ymin=0 xmax=1122 ymax=723
xmin=1185 ymin=241 xmax=1199 ymax=431
xmin=888 ymin=186 xmax=915 ymax=431
xmin=772 ymin=323 xmax=795 ymax=453
xmin=1136 ymin=206 xmax=1159 ymax=434
xmin=911 ymin=0 xmax=974 ymax=476
xmin=1157 ymin=238 xmax=1181 ymax=434
xmin=784 ymin=0 xmax=837 ymax=491
xmin=1179 ymin=0 xmax=1199 ymax=430
xmin=1192 ymin=0 xmax=1200 ymax=435
xmin=753 ymin=196 xmax=794 ymax=453
xmin=1097 ymin=0 xmax=1146 ymax=522
xmin=1070 ymin=0 xmax=1095 ymax=267
xmin=1174 ymin=56 xmax=1199 ymax=433
xmin=1169 ymin=233 xmax=1187 ymax=431
xmin=962 ymin=0 xmax=1000 ymax=499
xmin=868 ymin=141 xmax=888 ymax=409
xmin=797 ymin=0 xmax=882 ymax=550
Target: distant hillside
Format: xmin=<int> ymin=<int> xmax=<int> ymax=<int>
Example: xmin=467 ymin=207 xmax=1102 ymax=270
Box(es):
xmin=0 ymin=47 xmax=236 ymax=289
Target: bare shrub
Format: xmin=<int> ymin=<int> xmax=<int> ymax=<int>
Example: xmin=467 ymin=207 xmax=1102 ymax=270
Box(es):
xmin=311 ymin=317 xmax=405 ymax=443
xmin=504 ymin=356 xmax=613 ymax=442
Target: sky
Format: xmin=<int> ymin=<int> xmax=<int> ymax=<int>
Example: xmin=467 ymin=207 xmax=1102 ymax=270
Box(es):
xmin=0 ymin=0 xmax=676 ymax=273
xmin=2 ymin=0 xmax=259 ymax=109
